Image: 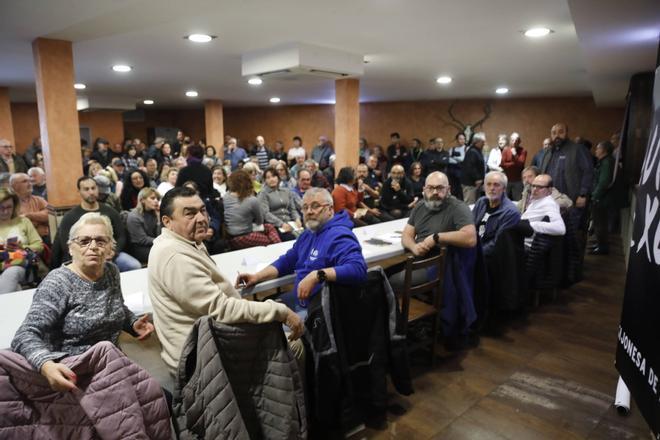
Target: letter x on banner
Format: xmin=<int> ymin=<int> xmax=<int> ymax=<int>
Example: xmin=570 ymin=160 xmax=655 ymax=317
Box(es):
xmin=616 ymin=65 xmax=660 ymax=439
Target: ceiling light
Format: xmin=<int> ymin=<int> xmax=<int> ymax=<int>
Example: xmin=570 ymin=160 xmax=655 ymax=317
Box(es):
xmin=112 ymin=64 xmax=132 ymax=73
xmin=185 ymin=34 xmax=216 ymax=43
xmin=185 ymin=90 xmax=199 ymax=97
xmin=143 ymin=99 xmax=154 ymax=105
xmin=524 ymin=27 xmax=552 ymax=38
xmin=495 ymin=87 xmax=509 ymax=95
xmin=248 ymin=77 xmax=263 ymax=85
xmin=73 ymin=83 xmax=86 ymax=90
xmin=269 ymin=97 xmax=281 ymax=103
xmin=436 ymin=76 xmax=452 ymax=84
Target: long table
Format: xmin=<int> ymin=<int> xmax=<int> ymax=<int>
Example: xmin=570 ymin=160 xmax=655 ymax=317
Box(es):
xmin=0 ymin=218 xmax=409 ymax=348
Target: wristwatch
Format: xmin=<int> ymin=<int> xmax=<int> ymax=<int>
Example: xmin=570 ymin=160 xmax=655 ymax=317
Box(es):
xmin=433 ymin=233 xmax=441 ymax=245
xmin=317 ymin=269 xmax=327 ymax=283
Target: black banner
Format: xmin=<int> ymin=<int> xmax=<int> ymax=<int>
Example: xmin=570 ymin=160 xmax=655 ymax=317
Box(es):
xmin=616 ymin=65 xmax=660 ymax=438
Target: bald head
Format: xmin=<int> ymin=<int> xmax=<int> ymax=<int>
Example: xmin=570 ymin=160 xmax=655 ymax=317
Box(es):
xmin=425 ymin=171 xmax=449 ymax=187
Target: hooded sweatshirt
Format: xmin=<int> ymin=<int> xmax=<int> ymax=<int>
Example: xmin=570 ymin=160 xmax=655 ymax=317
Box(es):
xmin=271 ymin=211 xmax=367 ymax=305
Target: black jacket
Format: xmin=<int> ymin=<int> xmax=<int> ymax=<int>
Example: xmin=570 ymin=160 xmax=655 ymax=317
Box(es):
xmin=460 ymin=147 xmax=485 ymax=186
xmin=176 ymin=162 xmax=214 ymax=198
xmin=304 ymin=267 xmax=413 ymax=431
xmin=380 ymin=177 xmax=414 ymax=211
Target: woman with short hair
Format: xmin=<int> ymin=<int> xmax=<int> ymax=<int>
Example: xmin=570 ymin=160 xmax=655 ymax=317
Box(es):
xmin=126 ymin=188 xmax=161 ymax=264
xmin=212 ymin=165 xmax=228 ymax=197
xmin=276 ymin=161 xmax=297 ymax=190
xmin=258 ymin=167 xmax=301 ymax=241
xmin=156 ymin=167 xmax=178 ymax=196
xmin=224 ymin=170 xmax=280 ymax=250
xmin=3 ymin=212 xmax=170 ymax=438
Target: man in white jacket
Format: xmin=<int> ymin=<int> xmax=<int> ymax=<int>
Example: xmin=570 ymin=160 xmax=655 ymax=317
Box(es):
xmin=519 ymin=174 xmax=566 ymax=249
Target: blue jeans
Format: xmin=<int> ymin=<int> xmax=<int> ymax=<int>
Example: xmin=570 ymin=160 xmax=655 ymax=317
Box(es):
xmin=280 ymin=290 xmax=309 ymax=322
xmin=114 ymin=252 xmax=142 ymax=272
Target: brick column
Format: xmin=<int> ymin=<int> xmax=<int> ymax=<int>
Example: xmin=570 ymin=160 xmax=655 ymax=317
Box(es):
xmin=205 ymin=100 xmax=224 ymax=160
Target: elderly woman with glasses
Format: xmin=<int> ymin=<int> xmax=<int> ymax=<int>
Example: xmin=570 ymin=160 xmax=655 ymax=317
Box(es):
xmin=11 ymin=213 xmax=155 ymax=389
xmin=0 ymin=188 xmax=44 ymax=293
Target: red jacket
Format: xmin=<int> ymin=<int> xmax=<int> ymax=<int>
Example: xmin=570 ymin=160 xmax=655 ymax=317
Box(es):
xmin=501 ymin=146 xmax=527 ymax=182
xmin=332 ymin=185 xmax=363 ymax=217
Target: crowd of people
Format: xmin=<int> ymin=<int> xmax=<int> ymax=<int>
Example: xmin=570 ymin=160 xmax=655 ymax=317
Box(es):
xmin=0 ymin=122 xmax=625 ymax=437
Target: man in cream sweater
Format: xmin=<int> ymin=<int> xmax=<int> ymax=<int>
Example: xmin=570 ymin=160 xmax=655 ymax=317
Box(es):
xmin=148 ymin=186 xmax=303 ymax=374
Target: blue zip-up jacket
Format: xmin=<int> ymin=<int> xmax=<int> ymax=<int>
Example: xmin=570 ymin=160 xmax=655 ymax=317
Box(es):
xmin=271 ymin=211 xmax=367 ymax=304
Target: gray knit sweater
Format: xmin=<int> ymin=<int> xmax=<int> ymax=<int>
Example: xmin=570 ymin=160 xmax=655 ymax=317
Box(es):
xmin=11 ymin=263 xmax=138 ymax=370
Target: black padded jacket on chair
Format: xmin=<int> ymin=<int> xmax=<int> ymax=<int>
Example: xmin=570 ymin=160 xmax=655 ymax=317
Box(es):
xmin=303 ymin=267 xmax=413 ymax=432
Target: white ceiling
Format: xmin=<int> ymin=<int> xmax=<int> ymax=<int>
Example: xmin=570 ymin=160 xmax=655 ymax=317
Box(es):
xmin=0 ymin=0 xmax=657 ymax=108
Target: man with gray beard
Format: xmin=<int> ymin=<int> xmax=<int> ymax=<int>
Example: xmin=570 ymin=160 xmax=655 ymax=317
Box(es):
xmin=402 ymin=171 xmax=476 ymax=257
xmin=237 ymin=187 xmax=367 ymax=318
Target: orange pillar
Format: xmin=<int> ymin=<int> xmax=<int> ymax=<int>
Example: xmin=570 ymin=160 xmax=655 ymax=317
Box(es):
xmin=32 ymin=38 xmax=82 ymax=208
xmin=205 ymin=100 xmax=224 ymax=160
xmin=0 ymin=87 xmax=15 ymax=147
xmin=334 ymin=78 xmax=360 ymax=174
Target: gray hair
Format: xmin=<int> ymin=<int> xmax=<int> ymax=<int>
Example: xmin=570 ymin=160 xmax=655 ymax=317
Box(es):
xmin=472 ymin=132 xmax=486 ymax=144
xmin=28 ymin=167 xmax=45 ymax=176
xmin=523 ymin=165 xmax=540 ymax=176
xmin=67 ymin=212 xmax=116 ymax=249
xmin=9 ymin=173 xmax=29 ymax=188
xmin=303 ymin=187 xmax=333 ymax=207
xmin=485 ymin=171 xmax=508 ymax=189
xmin=0 ymin=139 xmax=10 ymax=147
xmin=303 ymin=159 xmax=318 ymax=169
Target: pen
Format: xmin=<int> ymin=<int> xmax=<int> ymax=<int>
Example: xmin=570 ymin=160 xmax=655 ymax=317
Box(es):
xmin=237 ymin=271 xmax=247 ymax=288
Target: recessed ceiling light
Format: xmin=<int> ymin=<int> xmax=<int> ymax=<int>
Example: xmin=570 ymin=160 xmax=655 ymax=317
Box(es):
xmin=436 ymin=76 xmax=452 ymax=84
xmin=112 ymin=64 xmax=132 ymax=73
xmin=143 ymin=99 xmax=154 ymax=105
xmin=496 ymin=87 xmax=509 ymax=95
xmin=248 ymin=77 xmax=263 ymax=85
xmin=185 ymin=34 xmax=216 ymax=43
xmin=73 ymin=83 xmax=86 ymax=90
xmin=524 ymin=27 xmax=552 ymax=38
xmin=185 ymin=90 xmax=199 ymax=97
xmin=269 ymin=97 xmax=281 ymax=103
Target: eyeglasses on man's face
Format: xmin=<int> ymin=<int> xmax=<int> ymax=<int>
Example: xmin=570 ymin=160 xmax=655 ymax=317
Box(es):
xmin=302 ymin=202 xmax=329 ymax=213
xmin=72 ymin=235 xmax=111 ymax=248
xmin=531 ymin=184 xmax=550 ymax=190
xmin=424 ymin=184 xmax=447 ymax=193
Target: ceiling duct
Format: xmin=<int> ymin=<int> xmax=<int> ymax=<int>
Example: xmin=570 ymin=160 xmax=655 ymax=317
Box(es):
xmin=76 ymin=95 xmax=137 ymax=112
xmin=242 ymin=42 xmax=364 ymax=80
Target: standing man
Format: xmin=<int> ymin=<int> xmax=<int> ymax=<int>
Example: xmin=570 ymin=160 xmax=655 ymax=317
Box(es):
xmin=589 ymin=141 xmax=615 ymax=255
xmin=0 ymin=139 xmax=28 ymax=174
xmin=311 ymin=136 xmax=334 ymax=171
xmin=148 ymin=187 xmax=304 ymax=374
xmin=460 ymin=132 xmax=486 ymax=204
xmin=501 ymin=132 xmax=527 ymax=200
xmin=421 ymin=137 xmax=450 ymax=176
xmin=447 ymin=133 xmax=467 ymax=200
xmin=531 ymin=138 xmax=551 ymax=168
xmin=51 ymin=177 xmax=141 ymax=271
xmin=237 ymin=187 xmax=367 ymax=318
xmin=254 ymin=136 xmax=272 ymax=171
xmin=386 ymin=132 xmax=410 ymax=170
xmin=225 ymin=137 xmax=248 ymax=171
xmin=541 ymin=123 xmax=594 ymax=210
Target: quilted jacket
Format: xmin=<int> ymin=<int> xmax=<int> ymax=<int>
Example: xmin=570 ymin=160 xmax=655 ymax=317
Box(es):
xmin=173 ymin=317 xmax=307 ymax=439
xmin=0 ymin=341 xmax=172 ymax=439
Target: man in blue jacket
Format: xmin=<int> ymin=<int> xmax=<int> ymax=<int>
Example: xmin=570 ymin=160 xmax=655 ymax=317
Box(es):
xmin=236 ymin=187 xmax=367 ymax=317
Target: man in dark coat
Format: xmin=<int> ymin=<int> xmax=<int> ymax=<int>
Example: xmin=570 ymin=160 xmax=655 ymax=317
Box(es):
xmin=589 ymin=141 xmax=615 ymax=255
xmin=0 ymin=139 xmax=29 ymax=174
xmin=460 ymin=133 xmax=486 ymax=204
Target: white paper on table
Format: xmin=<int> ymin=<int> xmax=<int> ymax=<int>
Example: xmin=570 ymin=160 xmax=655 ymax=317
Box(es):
xmin=242 ymin=255 xmax=263 ymax=266
xmin=124 ymin=291 xmax=144 ymax=313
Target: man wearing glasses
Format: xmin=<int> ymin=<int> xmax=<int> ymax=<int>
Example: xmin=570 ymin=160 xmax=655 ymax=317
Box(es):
xmin=237 ymin=187 xmax=367 ymax=318
xmin=518 ymin=174 xmax=566 ymax=249
xmin=401 ymin=171 xmax=476 ymax=257
xmin=51 ymin=176 xmax=141 ymax=271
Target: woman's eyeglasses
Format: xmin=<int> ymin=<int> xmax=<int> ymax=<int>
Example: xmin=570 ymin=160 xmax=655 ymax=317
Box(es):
xmin=72 ymin=236 xmax=111 ymax=248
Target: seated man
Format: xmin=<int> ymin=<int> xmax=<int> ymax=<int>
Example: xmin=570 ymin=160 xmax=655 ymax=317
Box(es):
xmin=472 ymin=171 xmax=521 ymax=256
xmin=237 ymin=187 xmax=367 ymax=318
xmin=9 ymin=173 xmax=49 ymax=241
xmin=401 ymin=171 xmax=476 ymax=257
xmin=51 ymin=177 xmax=141 ymax=272
xmin=517 ymin=165 xmax=573 ymax=213
xmin=518 ymin=174 xmax=566 ymax=248
xmin=303 ymin=159 xmax=329 ymax=189
xmin=356 ymin=162 xmax=381 ymax=209
xmin=148 ymin=187 xmax=304 ymax=374
xmin=380 ymin=164 xmax=415 ymax=219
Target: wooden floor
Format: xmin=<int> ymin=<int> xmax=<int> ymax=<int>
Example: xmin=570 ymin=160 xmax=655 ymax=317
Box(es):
xmin=357 ymin=239 xmax=652 ymax=440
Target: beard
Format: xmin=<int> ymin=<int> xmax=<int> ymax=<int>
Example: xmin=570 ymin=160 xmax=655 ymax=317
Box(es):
xmin=552 ymin=137 xmax=566 ymax=148
xmin=424 ymin=194 xmax=445 ymax=211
